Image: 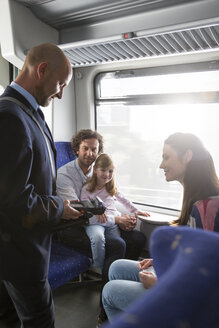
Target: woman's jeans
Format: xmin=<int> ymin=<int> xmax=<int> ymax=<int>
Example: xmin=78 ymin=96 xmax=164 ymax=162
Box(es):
xmin=102 ymin=259 xmax=147 ymax=322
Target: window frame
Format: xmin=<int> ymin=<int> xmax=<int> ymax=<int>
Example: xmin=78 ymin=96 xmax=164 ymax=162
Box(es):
xmin=94 ymin=60 xmax=219 ymax=211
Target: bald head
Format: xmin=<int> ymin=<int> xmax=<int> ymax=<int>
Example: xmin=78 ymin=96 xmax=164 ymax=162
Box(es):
xmin=25 ymin=43 xmax=71 ymax=71
xmin=15 ymin=43 xmax=72 ymax=106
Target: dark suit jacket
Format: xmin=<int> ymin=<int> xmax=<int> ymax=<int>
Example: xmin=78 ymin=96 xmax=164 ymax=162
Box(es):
xmin=0 ymin=86 xmax=64 ymax=283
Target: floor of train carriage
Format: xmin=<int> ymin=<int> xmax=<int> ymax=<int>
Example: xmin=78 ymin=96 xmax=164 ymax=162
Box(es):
xmin=53 ymin=248 xmax=149 ymax=327
xmin=53 ymin=273 xmax=103 ymax=328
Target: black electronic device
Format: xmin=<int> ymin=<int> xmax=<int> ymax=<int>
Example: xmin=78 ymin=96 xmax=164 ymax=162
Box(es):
xmin=52 ymin=197 xmax=106 ymax=231
xmin=70 ymin=197 xmax=106 ymax=216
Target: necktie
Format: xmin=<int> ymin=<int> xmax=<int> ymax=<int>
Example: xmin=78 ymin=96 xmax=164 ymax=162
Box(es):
xmin=36 ymin=107 xmax=46 ymax=129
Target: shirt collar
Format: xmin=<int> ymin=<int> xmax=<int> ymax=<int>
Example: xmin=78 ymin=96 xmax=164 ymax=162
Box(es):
xmin=10 ymin=82 xmax=38 ymax=111
xmin=75 ymin=158 xmax=93 ymax=179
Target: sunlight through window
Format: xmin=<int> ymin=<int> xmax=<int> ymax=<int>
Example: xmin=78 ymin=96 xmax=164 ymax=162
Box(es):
xmin=96 ymin=64 xmax=219 ymax=210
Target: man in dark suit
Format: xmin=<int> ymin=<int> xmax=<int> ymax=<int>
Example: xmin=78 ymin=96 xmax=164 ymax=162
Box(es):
xmin=0 ymin=43 xmax=82 ymax=328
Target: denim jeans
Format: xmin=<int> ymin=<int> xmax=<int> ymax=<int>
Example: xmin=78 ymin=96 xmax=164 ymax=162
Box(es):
xmin=85 ymin=224 xmax=120 ymax=269
xmin=102 ymin=259 xmax=148 ymax=322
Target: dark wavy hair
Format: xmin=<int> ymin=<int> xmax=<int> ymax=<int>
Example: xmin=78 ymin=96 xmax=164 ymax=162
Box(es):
xmin=165 ymin=133 xmax=219 ymax=226
xmin=71 ymin=129 xmax=104 ymax=156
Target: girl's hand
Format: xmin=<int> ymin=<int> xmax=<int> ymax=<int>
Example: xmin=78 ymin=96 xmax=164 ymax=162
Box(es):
xmin=139 ymin=271 xmax=157 ymax=289
xmin=135 ymin=210 xmax=150 ymax=217
xmin=96 ymin=213 xmax=108 ymax=224
xmin=138 ymin=258 xmax=153 ymax=270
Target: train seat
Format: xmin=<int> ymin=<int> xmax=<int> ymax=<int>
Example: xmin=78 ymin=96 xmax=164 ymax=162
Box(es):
xmin=49 ymin=240 xmax=91 ymax=290
xmin=48 ymin=141 xmax=91 ymax=290
xmin=54 ymin=141 xmax=77 ymax=167
xmin=106 ymin=226 xmax=219 ymax=328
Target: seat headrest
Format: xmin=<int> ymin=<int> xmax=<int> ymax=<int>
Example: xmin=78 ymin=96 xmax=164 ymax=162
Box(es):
xmin=106 ymin=226 xmax=219 ymax=328
xmin=55 ymin=141 xmax=76 ymax=168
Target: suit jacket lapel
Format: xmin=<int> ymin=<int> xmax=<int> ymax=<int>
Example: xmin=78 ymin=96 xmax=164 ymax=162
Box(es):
xmin=3 ymin=86 xmax=57 ymax=169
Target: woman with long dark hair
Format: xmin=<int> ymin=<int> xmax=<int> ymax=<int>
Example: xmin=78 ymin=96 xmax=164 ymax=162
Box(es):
xmin=160 ymin=132 xmax=219 ymax=229
xmin=102 ymin=132 xmax=219 ymax=323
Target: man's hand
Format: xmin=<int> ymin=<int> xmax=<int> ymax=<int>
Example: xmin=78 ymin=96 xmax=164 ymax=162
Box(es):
xmin=61 ymin=200 xmax=83 ymax=220
xmin=115 ymin=214 xmax=136 ymax=231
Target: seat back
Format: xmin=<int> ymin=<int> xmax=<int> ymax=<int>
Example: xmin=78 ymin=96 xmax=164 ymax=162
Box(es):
xmin=49 ymin=240 xmax=91 ymax=290
xmin=55 ymin=141 xmax=76 ymax=169
xmin=106 ymin=226 xmax=219 ymax=328
xmin=49 ymin=141 xmax=91 ymax=290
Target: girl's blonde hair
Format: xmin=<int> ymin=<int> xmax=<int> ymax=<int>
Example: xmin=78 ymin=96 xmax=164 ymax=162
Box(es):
xmin=85 ymin=154 xmax=117 ymax=196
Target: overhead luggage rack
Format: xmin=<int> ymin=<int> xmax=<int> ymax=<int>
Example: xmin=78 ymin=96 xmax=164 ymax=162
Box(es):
xmin=63 ymin=24 xmax=219 ymax=67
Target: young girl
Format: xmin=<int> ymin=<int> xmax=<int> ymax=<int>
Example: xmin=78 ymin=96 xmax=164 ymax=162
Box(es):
xmin=80 ymin=153 xmax=150 ymax=269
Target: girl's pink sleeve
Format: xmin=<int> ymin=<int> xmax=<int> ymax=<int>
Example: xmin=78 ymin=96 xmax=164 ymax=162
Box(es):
xmin=115 ymin=190 xmax=138 ymax=213
xmin=80 ymin=185 xmax=92 ymax=201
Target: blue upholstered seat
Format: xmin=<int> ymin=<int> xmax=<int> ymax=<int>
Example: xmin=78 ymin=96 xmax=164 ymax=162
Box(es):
xmin=48 ymin=141 xmax=91 ymax=290
xmin=49 ymin=240 xmax=91 ymax=290
xmin=105 ymin=226 xmax=219 ymax=328
xmin=55 ymin=141 xmax=76 ymax=168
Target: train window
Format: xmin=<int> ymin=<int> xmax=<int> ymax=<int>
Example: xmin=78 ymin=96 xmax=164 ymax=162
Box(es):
xmin=0 ymin=85 xmax=4 ymax=95
xmin=95 ymin=62 xmax=219 ymax=211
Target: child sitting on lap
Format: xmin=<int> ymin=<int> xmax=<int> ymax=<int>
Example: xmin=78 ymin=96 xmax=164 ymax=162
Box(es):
xmin=80 ymin=153 xmax=149 ymax=269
